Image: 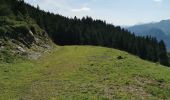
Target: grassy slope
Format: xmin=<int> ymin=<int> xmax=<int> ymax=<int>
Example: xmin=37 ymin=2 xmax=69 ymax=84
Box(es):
xmin=0 ymin=46 xmax=170 ymax=100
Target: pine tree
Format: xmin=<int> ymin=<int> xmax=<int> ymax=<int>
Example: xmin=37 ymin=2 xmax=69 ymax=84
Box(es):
xmin=0 ymin=0 xmax=12 ymax=16
xmin=158 ymin=40 xmax=169 ymax=66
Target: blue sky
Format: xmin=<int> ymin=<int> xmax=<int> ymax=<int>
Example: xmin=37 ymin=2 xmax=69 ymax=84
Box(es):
xmin=25 ymin=0 xmax=170 ymax=26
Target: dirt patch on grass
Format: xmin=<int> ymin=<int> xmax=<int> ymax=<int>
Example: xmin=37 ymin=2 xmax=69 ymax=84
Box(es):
xmin=130 ymin=74 xmax=170 ymax=99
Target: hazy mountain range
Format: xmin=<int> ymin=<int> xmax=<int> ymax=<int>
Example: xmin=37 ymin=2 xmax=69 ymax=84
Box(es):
xmin=127 ymin=19 xmax=170 ymax=51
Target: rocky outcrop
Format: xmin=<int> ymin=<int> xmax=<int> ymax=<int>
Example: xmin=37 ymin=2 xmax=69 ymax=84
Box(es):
xmin=0 ymin=17 xmax=53 ymax=61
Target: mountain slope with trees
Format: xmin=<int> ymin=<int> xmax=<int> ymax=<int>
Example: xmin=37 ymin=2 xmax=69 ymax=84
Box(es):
xmin=127 ymin=20 xmax=170 ymax=51
xmin=0 ymin=0 xmax=169 ymax=66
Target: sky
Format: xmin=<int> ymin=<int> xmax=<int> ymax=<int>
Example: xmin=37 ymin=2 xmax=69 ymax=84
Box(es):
xmin=25 ymin=0 xmax=170 ymax=26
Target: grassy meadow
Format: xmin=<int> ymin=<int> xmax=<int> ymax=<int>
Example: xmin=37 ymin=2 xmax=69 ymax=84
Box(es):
xmin=0 ymin=46 xmax=170 ymax=100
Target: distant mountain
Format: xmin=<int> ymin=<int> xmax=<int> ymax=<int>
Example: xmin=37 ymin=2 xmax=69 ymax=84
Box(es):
xmin=127 ymin=20 xmax=170 ymax=51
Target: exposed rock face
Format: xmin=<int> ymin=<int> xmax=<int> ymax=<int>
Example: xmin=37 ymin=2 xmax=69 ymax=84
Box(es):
xmin=0 ymin=17 xmax=53 ymax=61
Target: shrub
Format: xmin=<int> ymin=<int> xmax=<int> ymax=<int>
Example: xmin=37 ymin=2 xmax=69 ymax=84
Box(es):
xmin=0 ymin=5 xmax=12 ymax=16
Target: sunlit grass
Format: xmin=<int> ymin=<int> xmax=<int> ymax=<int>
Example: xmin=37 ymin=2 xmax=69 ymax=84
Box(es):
xmin=0 ymin=46 xmax=170 ymax=99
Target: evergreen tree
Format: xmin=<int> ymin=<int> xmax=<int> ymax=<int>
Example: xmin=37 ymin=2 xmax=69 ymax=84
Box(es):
xmin=158 ymin=40 xmax=169 ymax=66
xmin=0 ymin=5 xmax=12 ymax=16
xmin=0 ymin=0 xmax=12 ymax=16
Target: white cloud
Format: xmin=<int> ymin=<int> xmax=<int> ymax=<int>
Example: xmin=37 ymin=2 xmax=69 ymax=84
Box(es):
xmin=153 ymin=0 xmax=163 ymax=2
xmin=71 ymin=7 xmax=91 ymax=12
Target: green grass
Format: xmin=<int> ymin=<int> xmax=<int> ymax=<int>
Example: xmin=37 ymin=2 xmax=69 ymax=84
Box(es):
xmin=0 ymin=46 xmax=170 ymax=100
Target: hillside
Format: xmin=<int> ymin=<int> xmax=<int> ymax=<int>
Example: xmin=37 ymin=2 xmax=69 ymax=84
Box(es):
xmin=0 ymin=0 xmax=53 ymax=62
xmin=0 ymin=46 xmax=170 ymax=99
xmin=0 ymin=16 xmax=53 ymax=62
xmin=15 ymin=0 xmax=170 ymax=66
xmin=127 ymin=20 xmax=170 ymax=51
xmin=0 ymin=0 xmax=169 ymax=66
xmin=0 ymin=0 xmax=170 ymax=100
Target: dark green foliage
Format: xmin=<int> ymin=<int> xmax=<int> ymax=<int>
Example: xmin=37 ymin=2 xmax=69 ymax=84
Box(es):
xmin=117 ymin=56 xmax=124 ymax=60
xmin=12 ymin=0 xmax=28 ymax=16
xmin=0 ymin=0 xmax=13 ymax=16
xmin=168 ymin=53 xmax=170 ymax=64
xmin=158 ymin=41 xmax=169 ymax=66
xmin=0 ymin=5 xmax=12 ymax=16
xmin=1 ymin=0 xmax=169 ymax=66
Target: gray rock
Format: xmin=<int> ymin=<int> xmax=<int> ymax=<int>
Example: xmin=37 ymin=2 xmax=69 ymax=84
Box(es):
xmin=16 ymin=46 xmax=26 ymax=53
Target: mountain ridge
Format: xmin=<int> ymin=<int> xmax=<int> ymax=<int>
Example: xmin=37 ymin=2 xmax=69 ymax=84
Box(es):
xmin=128 ymin=19 xmax=170 ymax=51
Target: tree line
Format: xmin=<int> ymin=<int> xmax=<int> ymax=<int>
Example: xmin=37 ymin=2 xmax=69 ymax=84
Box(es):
xmin=1 ymin=0 xmax=169 ymax=66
